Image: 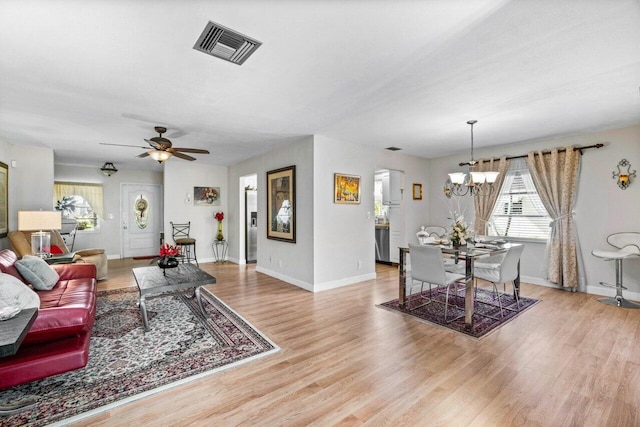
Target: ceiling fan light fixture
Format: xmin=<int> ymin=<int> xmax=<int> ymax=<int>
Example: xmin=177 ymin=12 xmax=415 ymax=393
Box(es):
xmin=100 ymin=162 xmax=118 ymax=176
xmin=148 ymin=150 xmax=172 ymax=163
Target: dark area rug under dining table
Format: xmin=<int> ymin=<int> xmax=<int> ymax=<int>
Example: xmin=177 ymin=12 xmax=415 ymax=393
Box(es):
xmin=378 ymin=286 xmax=540 ymax=339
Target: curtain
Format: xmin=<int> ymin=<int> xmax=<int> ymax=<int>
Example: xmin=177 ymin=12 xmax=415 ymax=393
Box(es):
xmin=54 ymin=182 xmax=105 ymax=219
xmin=473 ymin=156 xmax=510 ymax=235
xmin=526 ymin=147 xmax=580 ymax=288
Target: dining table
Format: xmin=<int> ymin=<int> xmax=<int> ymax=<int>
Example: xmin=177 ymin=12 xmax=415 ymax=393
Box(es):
xmin=398 ymin=243 xmax=522 ymax=327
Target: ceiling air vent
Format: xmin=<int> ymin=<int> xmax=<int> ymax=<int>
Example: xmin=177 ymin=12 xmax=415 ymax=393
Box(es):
xmin=193 ymin=21 xmax=262 ymax=65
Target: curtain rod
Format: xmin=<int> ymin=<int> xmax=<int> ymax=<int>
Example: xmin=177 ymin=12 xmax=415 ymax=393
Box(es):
xmin=458 ymin=143 xmax=604 ymax=167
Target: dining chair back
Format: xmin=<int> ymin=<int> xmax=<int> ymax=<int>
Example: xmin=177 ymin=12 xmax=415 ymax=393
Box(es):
xmin=416 ymin=225 xmax=447 ymax=245
xmin=474 ymin=244 xmax=525 ymax=318
xmin=409 ymin=243 xmax=465 ymax=321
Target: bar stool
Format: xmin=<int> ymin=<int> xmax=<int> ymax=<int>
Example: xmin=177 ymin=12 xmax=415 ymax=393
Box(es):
xmin=592 ymin=232 xmax=640 ymax=308
xmin=170 ymin=221 xmax=198 ymax=266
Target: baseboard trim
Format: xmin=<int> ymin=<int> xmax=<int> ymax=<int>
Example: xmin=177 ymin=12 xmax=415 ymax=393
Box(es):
xmin=255 ymin=266 xmax=313 ymax=292
xmin=314 ymin=273 xmax=377 ymax=292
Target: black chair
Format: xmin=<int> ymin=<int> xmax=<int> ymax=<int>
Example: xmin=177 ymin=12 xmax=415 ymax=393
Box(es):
xmin=170 ymin=221 xmax=198 ymax=266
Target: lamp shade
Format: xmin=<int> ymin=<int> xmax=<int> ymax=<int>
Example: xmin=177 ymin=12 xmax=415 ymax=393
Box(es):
xmin=148 ymin=150 xmax=172 ymax=162
xmin=448 ymin=172 xmax=466 ymax=185
xmin=18 ymin=211 xmax=62 ymax=231
xmin=484 ymin=171 xmax=500 ymax=183
xmin=469 ymin=171 xmax=486 ymax=184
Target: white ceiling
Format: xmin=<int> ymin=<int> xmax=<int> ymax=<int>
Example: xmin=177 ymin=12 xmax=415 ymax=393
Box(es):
xmin=1 ymin=0 xmax=639 ymax=171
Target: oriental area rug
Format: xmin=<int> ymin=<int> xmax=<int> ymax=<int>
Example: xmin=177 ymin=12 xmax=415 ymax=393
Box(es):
xmin=378 ymin=286 xmax=539 ymax=339
xmin=0 ymin=288 xmax=279 ymax=427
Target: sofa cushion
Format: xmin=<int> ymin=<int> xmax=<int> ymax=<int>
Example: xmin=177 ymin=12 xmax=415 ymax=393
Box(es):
xmin=0 ymin=272 xmax=40 ymax=310
xmin=23 ymin=277 xmax=96 ymax=345
xmin=15 ymin=256 xmax=60 ymax=291
xmin=0 ymin=249 xmax=26 ymax=283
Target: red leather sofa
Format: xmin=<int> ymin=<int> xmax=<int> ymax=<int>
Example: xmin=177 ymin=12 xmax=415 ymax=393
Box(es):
xmin=0 ymin=249 xmax=97 ymax=389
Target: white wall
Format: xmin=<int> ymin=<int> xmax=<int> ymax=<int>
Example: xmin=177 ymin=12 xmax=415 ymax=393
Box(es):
xmin=163 ymin=162 xmax=228 ymax=264
xmin=426 ymin=124 xmax=640 ymax=297
xmin=54 ymin=164 xmax=162 ymax=258
xmin=313 ymin=136 xmax=377 ymax=290
xmin=228 ymin=136 xmax=315 ymax=289
xmin=0 ymin=140 xmax=54 ymax=250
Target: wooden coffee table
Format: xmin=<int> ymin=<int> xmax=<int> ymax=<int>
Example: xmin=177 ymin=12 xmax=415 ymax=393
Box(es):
xmin=132 ymin=263 xmax=216 ymax=331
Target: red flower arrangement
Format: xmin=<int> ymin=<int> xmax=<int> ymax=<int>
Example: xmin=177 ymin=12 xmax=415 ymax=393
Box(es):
xmin=159 ymin=243 xmax=181 ymax=257
xmin=214 ymin=211 xmax=224 ymax=222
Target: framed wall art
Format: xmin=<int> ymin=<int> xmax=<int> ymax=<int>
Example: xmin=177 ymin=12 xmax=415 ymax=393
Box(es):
xmin=0 ymin=162 xmax=7 ymax=238
xmin=334 ymin=173 xmax=361 ymax=204
xmin=267 ymin=165 xmax=295 ymax=243
xmin=412 ymin=183 xmax=423 ymax=200
xmin=193 ymin=186 xmax=220 ymax=206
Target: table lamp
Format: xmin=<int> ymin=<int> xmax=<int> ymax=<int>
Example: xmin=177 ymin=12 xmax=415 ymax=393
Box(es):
xmin=18 ymin=211 xmax=62 ymax=258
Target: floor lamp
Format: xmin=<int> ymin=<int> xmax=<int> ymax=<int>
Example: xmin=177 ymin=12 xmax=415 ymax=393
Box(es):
xmin=18 ymin=211 xmax=62 ymax=258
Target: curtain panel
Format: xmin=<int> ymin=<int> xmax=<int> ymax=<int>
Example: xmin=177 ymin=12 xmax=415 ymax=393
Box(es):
xmin=526 ymin=147 xmax=580 ymax=288
xmin=472 ymin=156 xmax=510 ymax=235
xmin=54 ymin=182 xmax=105 ymax=219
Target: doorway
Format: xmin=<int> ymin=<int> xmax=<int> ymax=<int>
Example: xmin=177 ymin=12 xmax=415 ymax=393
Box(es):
xmin=239 ymin=174 xmax=258 ymax=264
xmin=120 ymin=183 xmax=163 ymax=258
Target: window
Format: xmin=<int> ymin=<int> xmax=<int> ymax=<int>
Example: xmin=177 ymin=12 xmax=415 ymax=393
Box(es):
xmin=487 ymin=158 xmax=551 ymax=240
xmin=53 ymin=182 xmax=104 ymax=231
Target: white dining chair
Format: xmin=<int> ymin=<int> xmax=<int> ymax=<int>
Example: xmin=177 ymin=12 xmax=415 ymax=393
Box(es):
xmin=592 ymin=232 xmax=640 ymax=308
xmin=473 ymin=244 xmax=525 ymax=319
xmin=408 ymin=243 xmax=466 ymax=322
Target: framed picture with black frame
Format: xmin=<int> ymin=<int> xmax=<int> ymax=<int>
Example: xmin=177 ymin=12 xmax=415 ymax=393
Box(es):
xmin=266 ymin=165 xmax=295 ymax=243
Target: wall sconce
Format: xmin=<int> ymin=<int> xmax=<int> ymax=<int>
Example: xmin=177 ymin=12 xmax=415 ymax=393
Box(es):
xmin=100 ymin=162 xmax=118 ymax=177
xmin=612 ymin=159 xmax=636 ymax=190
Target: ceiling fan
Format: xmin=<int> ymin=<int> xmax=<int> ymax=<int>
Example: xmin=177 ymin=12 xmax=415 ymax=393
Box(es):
xmin=100 ymin=126 xmax=210 ymax=162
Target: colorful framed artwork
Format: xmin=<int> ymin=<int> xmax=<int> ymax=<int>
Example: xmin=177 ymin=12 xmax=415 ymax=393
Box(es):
xmin=412 ymin=183 xmax=423 ymax=200
xmin=193 ymin=187 xmax=220 ymax=206
xmin=0 ymin=162 xmax=7 ymax=238
xmin=334 ymin=173 xmax=360 ymax=204
xmin=267 ymin=165 xmax=295 ymax=243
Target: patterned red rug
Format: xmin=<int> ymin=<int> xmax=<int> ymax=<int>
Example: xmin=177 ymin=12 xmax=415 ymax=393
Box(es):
xmin=0 ymin=288 xmax=278 ymax=427
xmin=378 ymin=286 xmax=539 ymax=339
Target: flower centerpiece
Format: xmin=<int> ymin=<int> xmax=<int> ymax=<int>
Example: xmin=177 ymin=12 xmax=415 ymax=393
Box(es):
xmin=156 ymin=243 xmax=181 ymax=272
xmin=449 ymin=212 xmax=471 ymax=248
xmin=214 ymin=211 xmax=224 ymax=241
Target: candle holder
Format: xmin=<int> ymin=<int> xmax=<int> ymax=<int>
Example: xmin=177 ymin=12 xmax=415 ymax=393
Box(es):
xmin=612 ymin=159 xmax=636 ymax=190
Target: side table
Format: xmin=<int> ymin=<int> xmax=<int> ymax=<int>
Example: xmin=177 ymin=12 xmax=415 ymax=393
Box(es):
xmin=212 ymin=240 xmax=228 ymax=263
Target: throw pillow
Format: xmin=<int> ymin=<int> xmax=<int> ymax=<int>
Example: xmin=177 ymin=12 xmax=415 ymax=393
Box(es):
xmin=50 ymin=245 xmax=64 ymax=255
xmin=15 ymin=256 xmax=60 ymax=291
xmin=0 ymin=272 xmax=40 ymax=309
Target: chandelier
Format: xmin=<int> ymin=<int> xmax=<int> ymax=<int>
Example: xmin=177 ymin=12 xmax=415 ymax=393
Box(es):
xmin=444 ymin=120 xmax=499 ymax=198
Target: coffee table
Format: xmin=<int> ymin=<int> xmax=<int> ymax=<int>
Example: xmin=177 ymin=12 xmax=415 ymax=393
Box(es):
xmin=132 ymin=263 xmax=216 ymax=331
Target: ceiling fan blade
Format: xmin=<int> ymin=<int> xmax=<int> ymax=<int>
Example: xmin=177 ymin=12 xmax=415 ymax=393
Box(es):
xmin=171 ymin=152 xmax=196 ymax=161
xmin=144 ymin=138 xmax=164 ymax=150
xmin=100 ymin=142 xmax=149 ymax=149
xmin=137 ymin=152 xmax=150 ymax=158
xmin=171 ymin=147 xmax=210 ymax=154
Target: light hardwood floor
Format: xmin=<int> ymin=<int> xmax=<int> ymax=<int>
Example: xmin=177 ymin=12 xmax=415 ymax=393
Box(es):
xmin=75 ymin=259 xmax=640 ymax=426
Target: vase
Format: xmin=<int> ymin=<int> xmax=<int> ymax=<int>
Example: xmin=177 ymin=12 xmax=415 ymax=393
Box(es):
xmin=158 ymin=256 xmax=179 ymax=275
xmin=216 ymin=221 xmax=224 ymax=241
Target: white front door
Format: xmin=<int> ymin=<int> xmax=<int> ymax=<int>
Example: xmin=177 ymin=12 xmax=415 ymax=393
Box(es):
xmin=121 ymin=183 xmax=163 ymax=258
